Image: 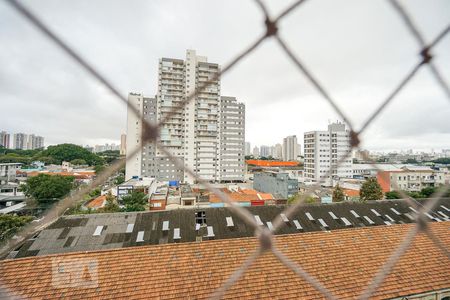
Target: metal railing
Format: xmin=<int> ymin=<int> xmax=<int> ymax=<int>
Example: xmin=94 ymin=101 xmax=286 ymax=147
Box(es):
xmin=1 ymin=0 xmax=450 ymax=299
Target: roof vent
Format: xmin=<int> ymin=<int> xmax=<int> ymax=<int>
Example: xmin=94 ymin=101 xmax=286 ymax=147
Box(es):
xmin=93 ymin=226 xmax=104 ymax=236
xmin=390 ymin=208 xmax=401 ymax=216
xmin=226 ymin=217 xmax=234 ymax=227
xmin=266 ymin=222 xmax=274 ymax=231
xmin=350 ymin=210 xmax=360 ymax=218
xmin=126 ymin=223 xmax=134 ymax=233
xmin=305 ymin=212 xmax=314 ymax=221
xmin=254 ymin=215 xmax=263 ymax=226
xmin=195 ymin=223 xmax=201 ymax=231
xmin=437 ymin=211 xmax=449 ymax=220
xmin=162 ymin=221 xmax=169 ymax=231
xmin=384 ymin=221 xmax=392 ymax=226
xmin=174 ymin=228 xmax=181 ymax=240
xmin=328 ymin=212 xmax=338 ymax=220
xmin=293 ymin=220 xmax=303 ymax=230
xmin=136 ymin=231 xmax=144 ymax=242
xmin=318 ymin=218 xmax=329 ymax=228
xmin=440 ymin=205 xmax=449 ymax=212
xmin=206 ymin=226 xmax=215 ymax=238
xmin=280 ymin=213 xmax=289 ymax=222
xmin=370 ymin=209 xmax=381 ymax=217
xmin=409 ymin=206 xmax=419 ymax=214
xmin=363 ymin=216 xmax=375 ymax=225
xmin=341 ymin=217 xmax=352 ymax=227
xmin=384 ymin=214 xmax=395 ymax=223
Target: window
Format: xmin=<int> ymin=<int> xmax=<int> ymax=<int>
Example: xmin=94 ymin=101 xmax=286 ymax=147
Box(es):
xmin=196 ymin=211 xmax=207 ymax=224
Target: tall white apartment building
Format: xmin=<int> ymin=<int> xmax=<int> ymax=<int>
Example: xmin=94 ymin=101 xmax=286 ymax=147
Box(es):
xmin=260 ymin=145 xmax=271 ymax=157
xmin=245 ymin=142 xmax=251 ymax=156
xmin=125 ymin=50 xmax=245 ymax=183
xmin=0 ymin=131 xmax=10 ymax=149
xmin=13 ymin=133 xmax=27 ymax=150
xmin=304 ymin=122 xmax=353 ymax=186
xmin=282 ymin=135 xmax=299 ymax=161
xmin=273 ymin=143 xmax=283 ymax=159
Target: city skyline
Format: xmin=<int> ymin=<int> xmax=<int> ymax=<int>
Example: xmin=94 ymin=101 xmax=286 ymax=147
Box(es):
xmin=1 ymin=1 xmax=449 ymax=150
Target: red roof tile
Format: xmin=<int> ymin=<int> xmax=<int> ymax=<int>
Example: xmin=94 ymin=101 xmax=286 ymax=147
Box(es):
xmin=0 ymin=223 xmax=449 ymax=299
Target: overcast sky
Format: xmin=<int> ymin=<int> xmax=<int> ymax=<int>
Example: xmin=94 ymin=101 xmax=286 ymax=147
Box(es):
xmin=0 ymin=0 xmax=449 ymax=152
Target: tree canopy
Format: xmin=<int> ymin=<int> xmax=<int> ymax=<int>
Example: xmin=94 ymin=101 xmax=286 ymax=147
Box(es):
xmin=360 ymin=177 xmax=383 ymax=201
xmin=22 ymin=174 xmax=75 ymax=203
xmin=121 ymin=191 xmax=148 ymax=212
xmin=0 ymin=215 xmax=33 ymax=242
xmin=332 ymin=184 xmax=345 ymax=202
xmin=40 ymin=144 xmax=104 ymax=166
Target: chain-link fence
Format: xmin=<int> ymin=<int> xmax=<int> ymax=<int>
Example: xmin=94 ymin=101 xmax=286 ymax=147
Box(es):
xmin=1 ymin=0 xmax=450 ymax=299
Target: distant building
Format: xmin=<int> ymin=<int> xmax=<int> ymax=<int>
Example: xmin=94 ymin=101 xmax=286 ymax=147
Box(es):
xmin=377 ymin=167 xmax=445 ymax=192
xmin=252 ymin=146 xmax=259 ymax=158
xmin=0 ymin=163 xmax=22 ymax=184
xmin=245 ymin=142 xmax=251 ymax=156
xmin=282 ymin=135 xmax=298 ymax=161
xmin=120 ymin=134 xmax=127 ymax=155
xmin=0 ymin=131 xmax=10 ymax=148
xmin=11 ymin=133 xmax=43 ymax=150
xmin=304 ymin=122 xmax=353 ymax=186
xmin=260 ymin=145 xmax=270 ymax=158
xmin=253 ymin=171 xmax=298 ymax=199
xmin=13 ymin=133 xmax=27 ymax=150
xmin=273 ymin=143 xmax=283 ymax=159
xmin=93 ymin=143 xmax=120 ymax=153
xmin=354 ymin=149 xmax=370 ymax=162
xmin=26 ymin=134 xmax=44 ymax=150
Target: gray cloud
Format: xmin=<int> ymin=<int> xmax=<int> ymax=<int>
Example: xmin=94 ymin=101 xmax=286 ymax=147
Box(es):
xmin=0 ymin=0 xmax=449 ymax=151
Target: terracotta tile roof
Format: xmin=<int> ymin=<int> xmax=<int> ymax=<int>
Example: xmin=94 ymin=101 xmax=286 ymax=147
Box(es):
xmin=1 ymin=222 xmax=449 ymax=299
xmin=86 ymin=195 xmax=107 ymax=208
xmin=241 ymin=189 xmax=274 ymax=200
xmin=342 ymin=188 xmax=360 ymax=197
xmin=209 ymin=188 xmax=273 ymax=203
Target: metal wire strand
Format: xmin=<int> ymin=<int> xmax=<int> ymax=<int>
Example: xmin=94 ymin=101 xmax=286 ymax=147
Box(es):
xmin=2 ymin=0 xmax=450 ymax=299
xmin=389 ymin=0 xmax=450 ymax=100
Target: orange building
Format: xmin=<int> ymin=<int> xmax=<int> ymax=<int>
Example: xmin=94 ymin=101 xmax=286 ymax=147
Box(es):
xmin=246 ymin=160 xmax=299 ymax=167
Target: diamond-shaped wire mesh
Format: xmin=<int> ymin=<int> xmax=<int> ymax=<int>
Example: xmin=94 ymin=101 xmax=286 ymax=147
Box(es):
xmin=1 ymin=0 xmax=450 ymax=299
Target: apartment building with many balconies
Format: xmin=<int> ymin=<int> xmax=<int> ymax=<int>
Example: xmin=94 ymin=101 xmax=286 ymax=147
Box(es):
xmin=377 ymin=167 xmax=445 ymax=192
xmin=125 ymin=50 xmax=245 ymax=183
xmin=304 ymin=122 xmax=353 ymax=186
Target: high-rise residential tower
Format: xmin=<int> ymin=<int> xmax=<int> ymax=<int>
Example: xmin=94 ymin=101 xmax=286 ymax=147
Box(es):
xmin=125 ymin=50 xmax=245 ymax=183
xmin=0 ymin=131 xmax=10 ymax=149
xmin=282 ymin=135 xmax=299 ymax=161
xmin=13 ymin=133 xmax=27 ymax=150
xmin=120 ymin=134 xmax=127 ymax=155
xmin=304 ymin=122 xmax=353 ymax=186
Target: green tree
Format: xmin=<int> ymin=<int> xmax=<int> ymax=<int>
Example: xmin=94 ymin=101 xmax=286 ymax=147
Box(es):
xmin=114 ymin=175 xmax=125 ymax=185
xmin=360 ymin=177 xmax=383 ymax=201
xmin=0 ymin=215 xmax=33 ymax=242
xmin=70 ymin=158 xmax=87 ymax=165
xmin=332 ymin=184 xmax=345 ymax=202
xmin=94 ymin=164 xmax=105 ymax=175
xmin=39 ymin=144 xmax=104 ymax=166
xmin=22 ymin=174 xmax=74 ymax=203
xmin=385 ymin=191 xmax=401 ymax=199
xmin=121 ymin=191 xmax=147 ymax=212
xmin=420 ymin=187 xmax=436 ymax=198
xmin=99 ymin=193 xmax=121 ymax=213
xmin=88 ymin=188 xmax=101 ymax=198
xmin=403 ymin=158 xmax=418 ymax=164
